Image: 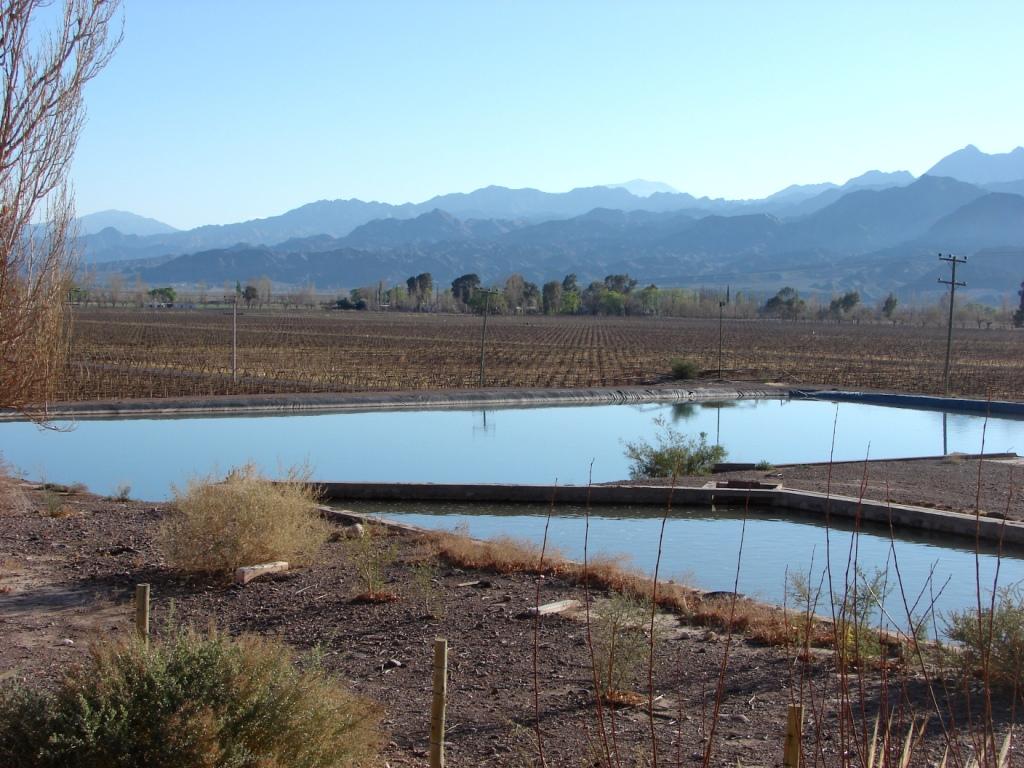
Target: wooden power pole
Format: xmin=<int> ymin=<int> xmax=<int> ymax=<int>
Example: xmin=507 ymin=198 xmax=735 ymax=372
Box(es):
xmin=938 ymin=253 xmax=966 ymax=395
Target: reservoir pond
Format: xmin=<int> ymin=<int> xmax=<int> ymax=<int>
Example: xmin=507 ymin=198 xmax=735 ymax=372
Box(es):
xmin=1 ymin=396 xmax=1022 ymax=626
xmin=0 ymin=397 xmax=1019 ymax=501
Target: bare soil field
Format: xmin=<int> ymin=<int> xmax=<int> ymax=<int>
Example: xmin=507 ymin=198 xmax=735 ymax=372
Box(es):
xmin=61 ymin=308 xmax=1024 ymax=402
xmin=2 ymin=478 xmax=1018 ymax=767
xmin=663 ymin=456 xmax=1024 ymax=522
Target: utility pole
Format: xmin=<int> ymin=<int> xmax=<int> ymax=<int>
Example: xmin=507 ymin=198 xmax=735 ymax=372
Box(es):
xmin=938 ymin=253 xmax=966 ymax=396
xmin=717 ymin=285 xmax=730 ymax=380
xmin=232 ymin=290 xmax=238 ymax=384
xmin=478 ymin=289 xmax=499 ymax=387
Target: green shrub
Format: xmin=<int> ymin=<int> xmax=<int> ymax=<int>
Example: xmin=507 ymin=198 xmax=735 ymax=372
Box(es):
xmin=0 ymin=628 xmax=381 ymax=767
xmin=669 ymin=357 xmax=700 ymax=380
xmin=623 ymin=417 xmax=726 ymax=479
xmin=161 ymin=464 xmax=329 ymax=575
xmin=946 ymin=585 xmax=1024 ymax=690
xmin=591 ymin=593 xmax=655 ymax=698
xmin=755 ymin=459 xmax=775 ymax=471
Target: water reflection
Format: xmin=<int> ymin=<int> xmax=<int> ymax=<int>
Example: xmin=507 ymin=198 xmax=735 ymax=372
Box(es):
xmin=0 ymin=398 xmax=1019 ymax=500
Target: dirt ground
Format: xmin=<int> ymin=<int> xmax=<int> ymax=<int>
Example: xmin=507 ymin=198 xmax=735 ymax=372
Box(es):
xmin=1 ymin=478 xmax=1019 ymax=767
xmin=671 ymin=455 xmax=1024 ymax=521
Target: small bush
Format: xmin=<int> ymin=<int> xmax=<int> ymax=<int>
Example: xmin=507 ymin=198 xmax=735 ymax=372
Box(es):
xmin=112 ymin=482 xmax=132 ymax=501
xmin=345 ymin=525 xmax=399 ymax=602
xmin=946 ymin=585 xmax=1024 ymax=690
xmin=431 ymin=531 xmax=561 ymax=574
xmin=623 ymin=417 xmax=727 ymax=479
xmin=669 ymin=357 xmax=700 ymax=380
xmin=0 ymin=628 xmax=380 ymax=768
xmin=161 ymin=464 xmax=329 ymax=575
xmin=755 ymin=459 xmax=775 ymax=471
xmin=591 ymin=593 xmax=655 ymax=698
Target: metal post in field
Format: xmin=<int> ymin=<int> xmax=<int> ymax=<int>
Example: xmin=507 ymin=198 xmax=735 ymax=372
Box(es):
xmin=938 ymin=253 xmax=966 ymax=396
xmin=232 ymin=292 xmax=238 ymax=383
xmin=135 ymin=583 xmax=150 ymax=646
xmin=718 ymin=299 xmax=726 ymax=379
xmin=430 ymin=638 xmax=448 ymax=768
xmin=478 ymin=289 xmax=498 ymax=388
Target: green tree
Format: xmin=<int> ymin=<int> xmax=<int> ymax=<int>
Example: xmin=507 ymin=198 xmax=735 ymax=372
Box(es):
xmin=503 ymin=273 xmax=525 ymax=310
xmin=600 ymin=290 xmax=625 ymax=315
xmin=762 ymin=287 xmax=805 ymax=320
xmin=406 ymin=273 xmax=432 ymax=309
xmin=560 ymin=290 xmax=581 ymax=314
xmin=882 ymin=293 xmax=898 ymax=320
xmin=451 ymin=273 xmax=480 ymax=305
xmin=242 ymin=284 xmax=259 ymax=307
xmin=522 ymin=280 xmax=540 ymax=311
xmin=1014 ymin=281 xmax=1024 ymax=328
xmin=148 ymin=287 xmax=176 ymax=304
xmin=541 ymin=281 xmax=562 ymax=314
xmin=603 ymin=274 xmax=637 ymax=294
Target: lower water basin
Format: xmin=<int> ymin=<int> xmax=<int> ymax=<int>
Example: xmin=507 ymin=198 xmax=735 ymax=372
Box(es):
xmin=342 ymin=500 xmax=1024 ymax=635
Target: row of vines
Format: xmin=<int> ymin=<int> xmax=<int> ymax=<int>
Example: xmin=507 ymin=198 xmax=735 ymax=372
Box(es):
xmin=57 ymin=308 xmax=1024 ymax=402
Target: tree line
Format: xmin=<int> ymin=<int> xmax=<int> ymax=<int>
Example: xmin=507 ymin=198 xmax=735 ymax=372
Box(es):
xmin=71 ymin=268 xmax=1024 ymax=329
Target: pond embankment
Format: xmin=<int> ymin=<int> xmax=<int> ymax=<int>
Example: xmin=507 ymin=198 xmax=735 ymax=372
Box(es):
xmin=0 ymin=383 xmax=787 ymax=420
xmin=317 ymin=472 xmax=1024 ymax=550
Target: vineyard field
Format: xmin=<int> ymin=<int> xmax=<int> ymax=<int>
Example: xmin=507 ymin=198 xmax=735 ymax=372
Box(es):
xmin=58 ymin=308 xmax=1024 ymax=402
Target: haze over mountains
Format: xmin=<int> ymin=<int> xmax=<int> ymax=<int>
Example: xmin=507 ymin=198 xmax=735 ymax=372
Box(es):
xmin=81 ymin=145 xmax=1024 ymax=304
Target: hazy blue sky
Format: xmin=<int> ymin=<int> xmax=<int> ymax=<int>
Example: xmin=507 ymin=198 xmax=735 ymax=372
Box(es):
xmin=70 ymin=1 xmax=1024 ymax=229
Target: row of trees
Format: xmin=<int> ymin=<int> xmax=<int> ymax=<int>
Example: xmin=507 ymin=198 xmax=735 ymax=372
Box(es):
xmin=761 ymin=286 xmax=1021 ymax=328
xmin=72 ymin=268 xmax=1024 ymax=329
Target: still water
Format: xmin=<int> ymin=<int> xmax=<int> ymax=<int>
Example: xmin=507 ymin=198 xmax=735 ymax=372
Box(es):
xmin=344 ymin=500 xmax=1024 ymax=632
xmin=0 ymin=398 xmax=1020 ymax=500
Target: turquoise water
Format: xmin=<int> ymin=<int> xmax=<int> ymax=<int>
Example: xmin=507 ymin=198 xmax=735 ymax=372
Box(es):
xmin=0 ymin=398 xmax=1019 ymax=500
xmin=345 ymin=500 xmax=1024 ymax=632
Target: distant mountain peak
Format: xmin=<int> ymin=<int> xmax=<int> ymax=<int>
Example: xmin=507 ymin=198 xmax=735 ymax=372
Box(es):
xmin=604 ymin=179 xmax=679 ymax=197
xmin=76 ymin=209 xmax=179 ymax=236
xmin=842 ymin=169 xmax=915 ymax=188
xmin=927 ymin=145 xmax=1024 ymax=185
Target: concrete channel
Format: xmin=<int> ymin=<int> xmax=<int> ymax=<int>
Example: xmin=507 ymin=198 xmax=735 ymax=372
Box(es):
xmin=318 ymin=480 xmax=1024 ymax=551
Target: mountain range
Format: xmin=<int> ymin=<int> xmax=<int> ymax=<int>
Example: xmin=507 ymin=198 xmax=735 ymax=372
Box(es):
xmin=79 ymin=145 xmax=1024 ymax=304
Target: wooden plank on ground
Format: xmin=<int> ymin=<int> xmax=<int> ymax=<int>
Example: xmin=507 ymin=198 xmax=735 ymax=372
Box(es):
xmin=235 ymin=561 xmax=289 ymax=585
xmin=522 ymin=599 xmax=580 ymax=617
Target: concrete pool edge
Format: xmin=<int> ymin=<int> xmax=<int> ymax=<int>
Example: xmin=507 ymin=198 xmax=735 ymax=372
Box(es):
xmin=316 ymin=481 xmax=1024 ymax=550
xmin=791 ymin=389 xmax=1024 ymax=418
xmin=0 ymin=383 xmax=784 ymax=421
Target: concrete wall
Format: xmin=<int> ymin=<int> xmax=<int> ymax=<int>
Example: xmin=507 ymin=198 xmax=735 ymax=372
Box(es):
xmin=319 ymin=481 xmax=1024 ymax=550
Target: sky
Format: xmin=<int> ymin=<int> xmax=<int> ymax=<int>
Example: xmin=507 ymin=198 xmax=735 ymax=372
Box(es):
xmin=68 ymin=0 xmax=1024 ymax=230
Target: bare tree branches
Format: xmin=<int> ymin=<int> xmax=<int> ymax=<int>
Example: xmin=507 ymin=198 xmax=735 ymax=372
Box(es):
xmin=0 ymin=0 xmax=121 ymax=418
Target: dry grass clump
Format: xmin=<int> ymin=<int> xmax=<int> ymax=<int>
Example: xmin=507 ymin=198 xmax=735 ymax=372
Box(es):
xmin=429 ymin=531 xmax=566 ymax=574
xmin=161 ymin=464 xmax=329 ymax=575
xmin=0 ymin=457 xmax=28 ymax=517
xmin=425 ymin=527 xmax=830 ymax=648
xmin=0 ymin=627 xmax=381 ymax=767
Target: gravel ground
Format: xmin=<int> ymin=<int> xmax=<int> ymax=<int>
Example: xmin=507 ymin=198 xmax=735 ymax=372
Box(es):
xmin=662 ymin=456 xmax=1023 ymax=521
xmin=1 ymin=479 xmax=1019 ymax=767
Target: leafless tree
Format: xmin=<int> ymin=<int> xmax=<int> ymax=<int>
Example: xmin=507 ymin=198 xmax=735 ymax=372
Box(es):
xmin=1 ymin=0 xmax=121 ymax=418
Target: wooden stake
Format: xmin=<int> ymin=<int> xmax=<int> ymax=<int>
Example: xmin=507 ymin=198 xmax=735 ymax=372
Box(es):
xmin=430 ymin=637 xmax=448 ymax=768
xmin=784 ymin=703 xmax=804 ymax=768
xmin=135 ymin=583 xmax=150 ymax=646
